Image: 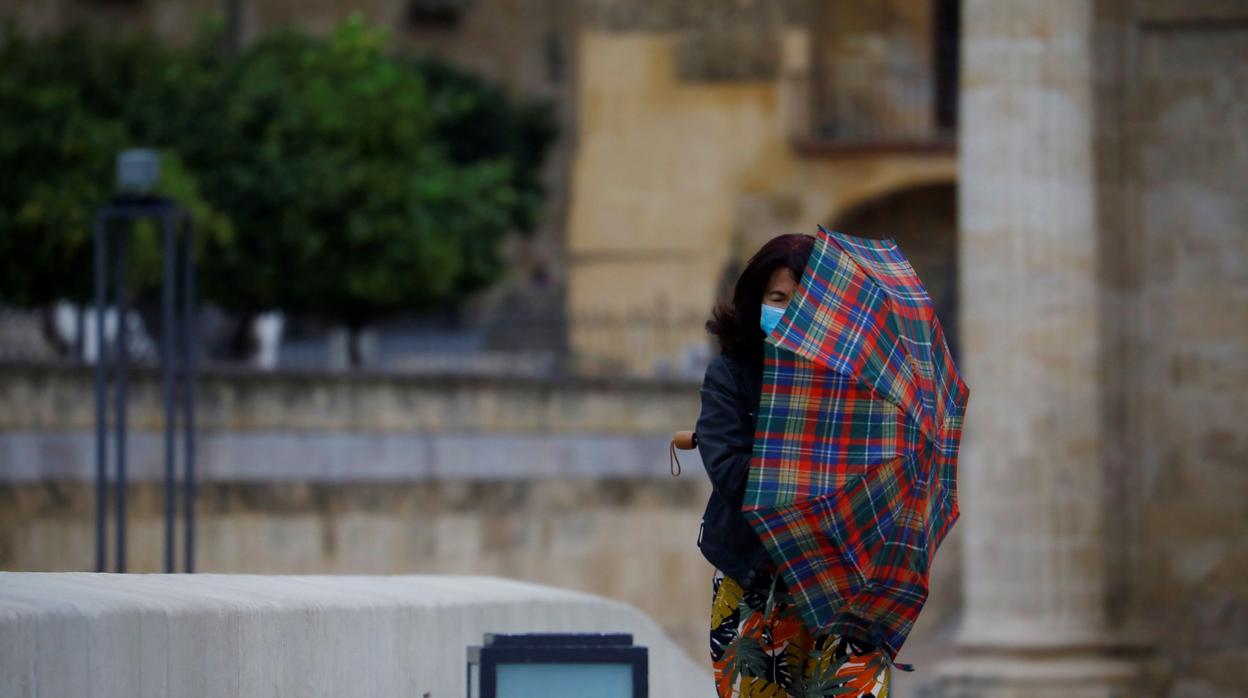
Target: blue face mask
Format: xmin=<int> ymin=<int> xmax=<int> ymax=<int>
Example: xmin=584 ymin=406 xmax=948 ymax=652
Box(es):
xmin=760 ymin=303 xmax=786 ymax=336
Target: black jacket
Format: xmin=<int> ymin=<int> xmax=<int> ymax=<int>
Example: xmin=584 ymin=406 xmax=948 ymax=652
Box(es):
xmin=695 ymin=351 xmax=778 ymax=590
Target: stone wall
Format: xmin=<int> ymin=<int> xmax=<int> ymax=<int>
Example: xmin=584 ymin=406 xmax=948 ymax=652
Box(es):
xmin=0 ymin=361 xmax=708 ymax=657
xmin=0 ymin=360 xmax=966 ymax=676
xmin=1110 ymin=1 xmax=1248 ymax=694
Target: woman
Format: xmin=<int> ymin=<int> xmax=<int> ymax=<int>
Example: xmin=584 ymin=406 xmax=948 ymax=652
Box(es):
xmin=697 ymin=233 xmax=892 ymax=698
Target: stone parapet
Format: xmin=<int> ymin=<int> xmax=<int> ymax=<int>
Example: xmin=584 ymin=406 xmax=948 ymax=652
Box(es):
xmin=0 ymin=572 xmax=713 ymax=697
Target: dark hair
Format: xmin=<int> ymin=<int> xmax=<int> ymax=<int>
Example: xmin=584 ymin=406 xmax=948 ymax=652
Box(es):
xmin=705 ymin=233 xmax=815 ymax=364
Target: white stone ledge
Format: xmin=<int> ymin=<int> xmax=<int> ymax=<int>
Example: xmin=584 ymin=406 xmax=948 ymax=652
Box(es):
xmin=0 ymin=572 xmax=713 ymax=698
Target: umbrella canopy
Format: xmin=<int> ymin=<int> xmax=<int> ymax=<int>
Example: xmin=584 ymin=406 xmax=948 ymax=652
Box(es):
xmin=742 ymin=223 xmax=969 ymax=671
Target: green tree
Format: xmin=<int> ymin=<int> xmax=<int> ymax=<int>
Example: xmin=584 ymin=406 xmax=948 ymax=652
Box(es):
xmin=0 ymin=14 xmax=558 ymax=366
xmin=407 ymin=52 xmax=558 ymax=238
xmin=0 ymin=24 xmax=231 ymax=310
xmin=172 ymin=15 xmax=557 ymax=363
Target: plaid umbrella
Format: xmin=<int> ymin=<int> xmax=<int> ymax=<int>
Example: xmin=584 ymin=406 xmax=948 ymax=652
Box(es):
xmin=742 ymin=224 xmax=969 ymax=672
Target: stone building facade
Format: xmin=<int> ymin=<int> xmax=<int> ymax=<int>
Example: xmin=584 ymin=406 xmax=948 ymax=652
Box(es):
xmin=1 ymin=1 xmax=1245 ymax=696
xmin=946 ymin=1 xmax=1248 ymax=696
xmin=566 ymin=0 xmax=961 ymax=375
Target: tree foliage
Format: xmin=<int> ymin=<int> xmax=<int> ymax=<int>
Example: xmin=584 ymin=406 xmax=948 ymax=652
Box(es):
xmin=0 ymin=25 xmax=229 ymax=307
xmin=0 ymin=14 xmax=556 ymax=333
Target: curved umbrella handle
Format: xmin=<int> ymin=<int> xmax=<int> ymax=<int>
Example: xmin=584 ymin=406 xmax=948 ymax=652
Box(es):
xmin=669 ymin=430 xmax=698 ymax=477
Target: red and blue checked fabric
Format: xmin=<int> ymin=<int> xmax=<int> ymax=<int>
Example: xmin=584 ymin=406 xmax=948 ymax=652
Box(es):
xmin=741 ymin=223 xmax=969 ymax=670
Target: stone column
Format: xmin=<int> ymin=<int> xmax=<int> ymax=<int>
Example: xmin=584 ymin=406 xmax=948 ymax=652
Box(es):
xmin=937 ymin=1 xmax=1146 ymax=696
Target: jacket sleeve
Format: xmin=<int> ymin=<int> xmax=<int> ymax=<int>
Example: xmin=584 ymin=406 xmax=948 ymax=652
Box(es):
xmin=696 ymin=358 xmax=755 ymax=510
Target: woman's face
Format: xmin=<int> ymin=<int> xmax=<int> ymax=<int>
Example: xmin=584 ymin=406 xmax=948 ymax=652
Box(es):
xmin=764 ymin=267 xmax=797 ymax=309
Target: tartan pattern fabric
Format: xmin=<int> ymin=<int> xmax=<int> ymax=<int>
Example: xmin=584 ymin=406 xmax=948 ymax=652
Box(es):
xmin=742 ymin=224 xmax=969 ymax=667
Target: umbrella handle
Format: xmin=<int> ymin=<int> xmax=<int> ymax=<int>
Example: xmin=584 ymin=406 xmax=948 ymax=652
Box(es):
xmin=669 ymin=430 xmax=697 ymax=477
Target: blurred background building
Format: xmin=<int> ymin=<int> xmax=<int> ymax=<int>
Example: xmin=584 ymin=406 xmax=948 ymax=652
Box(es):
xmin=1 ymin=1 xmax=1245 ymax=696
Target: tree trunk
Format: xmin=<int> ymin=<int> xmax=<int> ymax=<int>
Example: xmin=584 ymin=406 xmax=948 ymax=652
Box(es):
xmin=228 ymin=311 xmax=258 ymax=363
xmin=38 ymin=302 xmax=70 ymax=358
xmin=347 ymin=322 xmax=363 ymax=369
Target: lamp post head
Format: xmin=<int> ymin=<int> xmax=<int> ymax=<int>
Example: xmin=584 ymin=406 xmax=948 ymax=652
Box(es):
xmin=116 ymin=148 xmax=160 ymax=197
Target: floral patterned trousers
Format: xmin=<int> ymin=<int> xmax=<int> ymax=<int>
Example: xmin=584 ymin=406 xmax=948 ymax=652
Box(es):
xmin=710 ymin=567 xmax=891 ymax=698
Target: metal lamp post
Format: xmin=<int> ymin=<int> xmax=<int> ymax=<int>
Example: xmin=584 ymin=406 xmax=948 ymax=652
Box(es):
xmin=93 ymin=148 xmax=198 ymax=573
